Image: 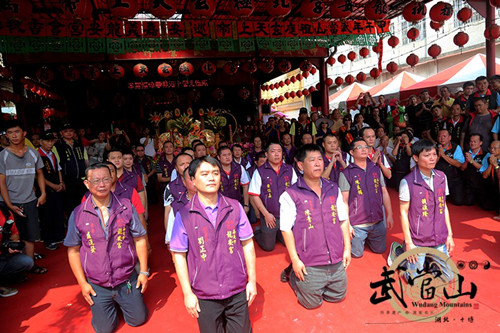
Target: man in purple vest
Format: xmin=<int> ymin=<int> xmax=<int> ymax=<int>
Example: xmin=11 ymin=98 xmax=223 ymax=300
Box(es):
xmin=399 ymin=139 xmax=454 ymax=278
xmin=170 ymin=156 xmax=256 ymax=333
xmin=321 ymin=133 xmax=348 ymax=184
xmin=249 ymin=143 xmax=298 ymax=251
xmin=280 ymin=144 xmax=350 ymax=309
xmin=339 ymin=138 xmax=394 ymax=258
xmin=217 ymin=146 xmax=250 ymax=211
xmin=64 ymin=163 xmax=149 ymax=333
xmin=156 ymin=141 xmax=175 ymax=195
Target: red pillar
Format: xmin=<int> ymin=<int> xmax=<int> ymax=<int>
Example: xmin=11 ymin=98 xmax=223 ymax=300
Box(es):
xmin=486 ymin=1 xmax=496 ymax=77
xmin=318 ymin=59 xmax=329 ymax=116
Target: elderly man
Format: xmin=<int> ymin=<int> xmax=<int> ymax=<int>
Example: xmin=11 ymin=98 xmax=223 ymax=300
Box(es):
xmin=65 ymin=163 xmax=149 ymax=333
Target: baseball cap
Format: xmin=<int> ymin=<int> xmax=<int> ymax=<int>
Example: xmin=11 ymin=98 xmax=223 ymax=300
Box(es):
xmin=41 ymin=131 xmax=56 ymax=140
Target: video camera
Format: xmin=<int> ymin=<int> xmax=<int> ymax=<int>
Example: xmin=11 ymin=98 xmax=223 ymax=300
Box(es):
xmin=1 ymin=219 xmax=25 ymax=254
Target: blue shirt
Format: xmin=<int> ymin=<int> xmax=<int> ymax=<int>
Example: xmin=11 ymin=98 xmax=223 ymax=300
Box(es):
xmin=492 ymin=117 xmax=500 ymax=134
xmin=479 ymin=152 xmax=500 ymax=173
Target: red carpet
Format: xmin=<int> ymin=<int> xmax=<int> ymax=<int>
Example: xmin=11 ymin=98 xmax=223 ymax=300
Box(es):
xmin=1 ymin=189 xmax=499 ymax=332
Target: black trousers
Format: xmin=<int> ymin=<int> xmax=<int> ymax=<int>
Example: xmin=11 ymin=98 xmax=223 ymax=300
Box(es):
xmin=447 ymin=178 xmax=464 ymax=206
xmin=63 ymin=178 xmax=86 ymax=218
xmin=39 ymin=191 xmax=66 ymax=244
xmin=197 ymin=291 xmax=252 ymax=333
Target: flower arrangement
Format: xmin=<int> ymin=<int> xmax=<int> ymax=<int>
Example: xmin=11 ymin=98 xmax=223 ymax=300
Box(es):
xmin=148 ymin=112 xmax=165 ymax=127
xmin=205 ymin=108 xmax=227 ymax=133
xmin=167 ymin=108 xmax=197 ymax=136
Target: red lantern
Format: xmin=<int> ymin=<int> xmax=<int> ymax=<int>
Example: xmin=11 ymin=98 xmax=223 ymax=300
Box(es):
xmin=430 ymin=2 xmax=454 ymax=24
xmin=364 ymin=0 xmax=388 ymax=21
xmin=402 ymin=1 xmax=427 ymax=23
xmin=325 ymin=78 xmax=334 ymax=86
xmin=330 ymin=0 xmax=353 ymax=19
xmin=241 ymin=60 xmax=257 ymax=73
xmin=238 ymin=87 xmax=251 ymax=100
xmin=327 ymin=57 xmax=336 ymax=66
xmin=36 ymin=67 xmax=54 ymax=83
xmin=453 ymin=31 xmax=469 ymax=47
xmin=290 ymin=76 xmax=297 ymax=83
xmin=147 ymin=0 xmax=176 ymax=19
xmin=259 ymin=60 xmax=274 ymax=74
xmin=269 ymin=84 xmax=275 ymax=90
xmin=302 ymin=89 xmax=310 ymax=96
xmin=338 ymin=54 xmax=347 ymax=64
xmin=406 ymin=54 xmax=419 ymax=67
xmin=372 ymin=44 xmax=382 ymax=53
xmin=457 ymin=7 xmax=472 ymax=23
xmin=370 ymin=68 xmax=380 ymax=79
xmin=60 ymin=0 xmax=93 ymax=19
xmin=299 ymin=60 xmax=313 ymax=72
xmin=229 ymin=0 xmax=255 ymax=17
xmin=309 ymin=86 xmax=316 ymax=93
xmin=356 ymin=72 xmax=367 ymax=83
xmin=213 ymin=88 xmax=224 ymax=101
xmin=82 ymin=65 xmax=101 ymax=80
xmin=428 ymin=44 xmax=441 ymax=59
xmin=345 ymin=75 xmax=354 ymax=85
xmin=303 ymin=71 xmax=310 ymax=79
xmin=284 ymin=92 xmax=290 ymax=99
xmin=297 ymin=90 xmax=303 ymax=97
xmin=179 ymin=62 xmax=194 ymax=76
xmin=388 ymin=36 xmax=399 ymax=48
xmin=485 ymin=24 xmax=500 ymax=40
xmin=407 ymin=28 xmax=419 ymax=41
xmin=285 ymin=79 xmax=291 ymax=85
xmin=300 ymin=0 xmax=326 ymax=18
xmin=310 ymin=67 xmax=317 ymax=75
xmin=290 ymin=91 xmax=296 ymax=98
xmin=277 ymin=60 xmax=292 ymax=73
xmin=267 ymin=0 xmax=292 ymax=17
xmin=359 ymin=47 xmax=370 ymax=58
xmin=63 ymin=66 xmax=80 ymax=81
xmin=279 ymin=81 xmax=285 ymax=87
xmin=348 ymin=51 xmax=357 ymax=62
xmin=335 ymin=77 xmax=344 ymax=86
xmin=109 ymin=64 xmax=125 ymax=79
xmin=430 ymin=20 xmax=444 ymax=31
xmin=386 ymin=61 xmax=398 ymax=74
xmin=491 ymin=0 xmax=500 ymax=8
xmin=223 ymin=61 xmax=239 ymax=75
xmin=188 ymin=0 xmax=216 ymax=18
xmin=133 ymin=63 xmax=148 ymax=78
xmin=201 ymin=61 xmax=216 ymax=75
xmin=296 ymin=73 xmax=303 ymax=81
xmin=279 ymin=95 xmax=285 ymax=102
xmin=108 ymin=0 xmax=139 ymax=19
xmin=158 ymin=63 xmax=173 ymax=77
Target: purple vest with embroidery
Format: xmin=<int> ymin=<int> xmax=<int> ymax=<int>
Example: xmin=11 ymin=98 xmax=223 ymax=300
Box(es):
xmin=73 ymin=195 xmax=136 ymax=288
xmin=286 ymin=178 xmax=344 ymax=267
xmin=158 ymin=154 xmax=175 ymax=178
xmin=284 ymin=146 xmax=296 ymax=165
xmin=167 ymin=176 xmax=186 ymax=203
xmin=256 ymin=161 xmax=294 ymax=218
xmin=341 ymin=160 xmax=384 ymax=225
xmin=120 ymin=169 xmax=139 ymax=190
xmin=178 ymin=194 xmax=248 ymax=300
xmin=404 ymin=168 xmax=448 ymax=247
xmin=220 ymin=162 xmax=243 ymax=202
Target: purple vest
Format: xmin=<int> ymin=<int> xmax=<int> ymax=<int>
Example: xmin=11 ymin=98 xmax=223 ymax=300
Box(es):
xmin=256 ymin=161 xmax=294 ymax=218
xmin=120 ymin=169 xmax=139 ymax=190
xmin=167 ymin=176 xmax=186 ymax=203
xmin=404 ymin=168 xmax=448 ymax=247
xmin=323 ymin=151 xmax=347 ymax=184
xmin=158 ymin=154 xmax=175 ymax=178
xmin=178 ymin=194 xmax=248 ymax=299
xmin=220 ymin=162 xmax=243 ymax=202
xmin=286 ymin=177 xmax=344 ymax=267
xmin=342 ymin=160 xmax=384 ymax=225
xmin=171 ymin=192 xmax=190 ymax=214
xmin=284 ymin=146 xmax=296 ymax=165
xmin=73 ymin=194 xmax=136 ymax=288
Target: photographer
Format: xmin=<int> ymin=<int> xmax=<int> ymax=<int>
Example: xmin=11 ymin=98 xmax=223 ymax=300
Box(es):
xmin=0 ymin=205 xmax=34 ymax=297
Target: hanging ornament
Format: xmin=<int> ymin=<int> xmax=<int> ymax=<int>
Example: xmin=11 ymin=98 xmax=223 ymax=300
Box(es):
xmin=82 ymin=65 xmax=101 ymax=80
xmin=108 ymin=0 xmax=139 ymax=19
xmin=223 ymin=61 xmax=239 ymax=75
xmin=201 ymin=61 xmax=216 ymax=75
xmin=364 ymin=0 xmax=388 ymax=21
xmin=309 ymin=86 xmax=316 ymax=93
xmin=359 ymin=47 xmax=370 ymax=58
xmin=303 ymin=71 xmax=310 ymax=79
xmin=372 ymin=44 xmax=382 ymax=54
xmin=386 ymin=61 xmax=398 ymax=74
xmin=300 ymin=0 xmax=326 ymax=18
xmin=63 ymin=66 xmax=80 ymax=81
xmin=241 ymin=60 xmax=257 ymax=73
xmin=278 ymin=81 xmax=285 ymax=87
xmin=277 ymin=60 xmax=292 ymax=73
xmin=133 ymin=63 xmax=148 ymax=78
xmin=36 ymin=67 xmax=54 ymax=83
xmin=407 ymin=27 xmax=419 ymax=41
xmin=230 ymin=0 xmax=255 ymax=17
xmin=290 ymin=76 xmax=297 ymax=83
xmin=327 ymin=57 xmax=336 ymax=65
xmin=337 ymin=54 xmax=347 ymax=64
xmin=345 ymin=75 xmax=354 ymax=85
xmin=370 ymin=68 xmax=381 ymax=79
xmin=284 ymin=92 xmax=290 ymax=99
xmin=356 ymin=72 xmax=367 ymax=83
xmin=491 ymin=0 xmax=500 ymax=8
xmin=430 ymin=20 xmax=444 ymax=31
xmin=402 ymin=1 xmax=427 ymax=24
xmin=457 ymin=7 xmax=473 ymax=23
xmin=267 ymin=0 xmax=292 ymax=17
xmin=310 ymin=67 xmax=317 ymax=75
xmin=238 ymin=87 xmax=251 ymax=100
xmin=290 ymin=91 xmax=296 ymax=98
xmin=259 ymin=60 xmax=274 ymax=74
xmin=296 ymin=73 xmax=303 ymax=81
xmin=285 ymin=79 xmax=291 ymax=85
xmin=388 ymin=36 xmax=399 ymax=48
xmin=347 ymin=51 xmax=357 ymax=61
xmin=428 ymin=44 xmax=441 ymax=59
xmin=485 ymin=24 xmax=500 ymax=40
xmin=158 ymin=63 xmax=173 ymax=78
xmin=325 ymin=78 xmax=334 ymax=86
xmin=278 ymin=95 xmax=285 ymax=102
xmin=453 ymin=31 xmax=469 ymax=47
xmin=330 ymin=0 xmax=353 ymax=19
xmin=429 ymin=1 xmax=454 ymax=24
xmin=299 ymin=60 xmax=313 ymax=72
xmin=406 ymin=54 xmax=419 ymax=67
xmin=188 ymin=0 xmax=216 ymax=18
xmin=335 ymin=77 xmax=344 ymax=86
xmin=296 ymin=90 xmax=303 ymax=97
xmin=147 ymin=0 xmax=176 ymax=19
xmin=109 ymin=64 xmax=125 ymax=79
xmin=179 ymin=62 xmax=194 ymax=76
xmin=302 ymin=89 xmax=310 ymax=96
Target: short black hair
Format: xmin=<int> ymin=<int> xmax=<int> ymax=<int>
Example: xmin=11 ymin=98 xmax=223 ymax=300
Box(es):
xmin=181 ymin=146 xmax=194 ymax=154
xmin=420 ymin=89 xmax=429 ymax=94
xmin=122 ymin=149 xmax=134 ymax=157
xmin=490 ymin=75 xmax=500 ymax=81
xmin=231 ymin=144 xmax=243 ymax=152
xmin=266 ymin=142 xmax=283 ymax=152
xmin=191 ymin=139 xmax=202 ymax=148
xmin=254 ymin=151 xmax=266 ymax=161
xmin=463 ymin=81 xmax=474 ymax=89
xmin=350 ymin=137 xmax=366 ymax=151
xmin=295 ymin=144 xmax=322 ymax=163
xmin=469 ymin=132 xmax=484 ymax=142
xmin=136 ymin=143 xmax=145 ymax=149
xmin=322 ymin=132 xmax=337 ymax=141
xmin=85 ymin=163 xmax=111 ymax=179
xmin=103 ymin=160 xmax=117 ymax=172
xmin=174 ymin=153 xmax=193 ymax=166
xmin=105 ymin=147 xmax=122 ymax=160
xmin=217 ymin=145 xmax=231 ymax=156
xmin=163 ymin=140 xmax=174 ymax=147
xmin=411 ymin=139 xmax=436 ymax=157
xmin=188 ymin=156 xmax=221 ymax=178
xmin=475 ymin=75 xmax=488 ymax=83
xmin=359 ymin=126 xmax=374 ymax=138
xmin=193 ymin=142 xmax=206 ymax=150
xmin=3 ymin=119 xmax=24 ymax=132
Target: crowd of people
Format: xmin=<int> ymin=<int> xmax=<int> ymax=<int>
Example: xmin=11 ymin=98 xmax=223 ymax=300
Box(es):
xmin=0 ymin=74 xmax=498 ymax=332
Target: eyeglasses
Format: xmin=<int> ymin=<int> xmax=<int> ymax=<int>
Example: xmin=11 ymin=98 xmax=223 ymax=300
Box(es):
xmin=354 ymin=145 xmax=369 ymax=150
xmin=136 ymin=149 xmax=144 ymax=152
xmin=87 ymin=178 xmax=112 ymax=185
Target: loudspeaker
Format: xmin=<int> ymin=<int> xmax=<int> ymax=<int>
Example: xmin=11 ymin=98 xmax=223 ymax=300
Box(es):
xmin=311 ymin=91 xmax=321 ymax=107
xmin=261 ymin=104 xmax=271 ymax=114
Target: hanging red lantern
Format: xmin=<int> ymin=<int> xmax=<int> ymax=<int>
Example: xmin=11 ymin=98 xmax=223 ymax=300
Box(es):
xmin=302 ymin=89 xmax=310 ymax=96
xmin=299 ymin=60 xmax=313 ymax=72
xmin=372 ymin=44 xmax=382 ymax=53
xmin=457 ymin=7 xmax=473 ymax=23
xmin=63 ymin=66 xmax=80 ymax=81
xmin=300 ymin=0 xmax=326 ymax=18
xmin=82 ymin=65 xmax=101 ymax=80
xmin=359 ymin=47 xmax=370 ymax=58
xmin=201 ymin=61 xmax=216 ymax=75
xmin=430 ymin=20 xmax=444 ymax=31
xmin=259 ymin=60 xmax=274 ymax=74
xmin=147 ymin=0 xmax=176 ymax=19
xmin=179 ymin=62 xmax=194 ymax=76
xmin=36 ymin=67 xmax=54 ymax=83
xmin=297 ymin=90 xmax=303 ymax=97
xmin=345 ymin=75 xmax=354 ymax=85
xmin=338 ymin=54 xmax=347 ymax=64
xmin=109 ymin=64 xmax=125 ymax=79
xmin=330 ymin=0 xmax=353 ymax=19
xmin=429 ymin=2 xmax=454 ymax=24
xmin=285 ymin=79 xmax=291 ymax=85
xmin=230 ymin=0 xmax=255 ymax=17
xmin=303 ymin=71 xmax=310 ymax=79
xmin=188 ymin=0 xmax=216 ymax=18
xmin=428 ymin=44 xmax=441 ymax=59
xmin=238 ymin=87 xmax=251 ymax=100
xmin=356 ymin=72 xmax=367 ymax=83
xmin=485 ymin=24 xmax=500 ymax=40
xmin=453 ymin=31 xmax=469 ymax=47
xmin=241 ymin=60 xmax=257 ymax=74
xmin=325 ymin=78 xmax=334 ymax=86
xmin=279 ymin=95 xmax=285 ymax=102
xmin=491 ymin=0 xmax=500 ymax=8
xmin=267 ymin=0 xmax=292 ymax=17
xmin=327 ymin=57 xmax=336 ymax=66
xmin=133 ymin=63 xmax=148 ymax=78
xmin=402 ymin=1 xmax=427 ymax=23
xmin=388 ymin=36 xmax=399 ymax=48
xmin=278 ymin=60 xmax=292 ymax=73
xmin=290 ymin=76 xmax=297 ymax=83
xmin=223 ymin=61 xmax=239 ymax=75
xmin=348 ymin=51 xmax=357 ymax=62
xmin=386 ymin=61 xmax=398 ymax=74
xmin=335 ymin=77 xmax=344 ymax=86
xmin=309 ymin=86 xmax=316 ymax=93
xmin=284 ymin=92 xmax=290 ymax=99
xmin=108 ymin=0 xmax=139 ymax=19
xmin=269 ymin=84 xmax=275 ymax=90
xmin=290 ymin=91 xmax=296 ymax=98
xmin=364 ymin=0 xmax=388 ymax=21
xmin=158 ymin=63 xmax=173 ymax=77
xmin=407 ymin=27 xmax=419 ymax=41
xmin=213 ymin=88 xmax=224 ymax=101
xmin=296 ymin=73 xmax=303 ymax=81
xmin=279 ymin=81 xmax=285 ymax=87
xmin=370 ymin=68 xmax=380 ymax=79
xmin=310 ymin=67 xmax=317 ymax=75
xmin=406 ymin=54 xmax=419 ymax=67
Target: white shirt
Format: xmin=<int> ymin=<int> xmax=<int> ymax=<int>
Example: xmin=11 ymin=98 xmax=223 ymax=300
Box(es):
xmin=399 ymin=170 xmax=449 ymax=202
xmin=222 ymin=165 xmax=250 ymax=185
xmin=248 ymin=165 xmax=298 ymax=195
xmin=139 ymin=137 xmax=156 ymax=157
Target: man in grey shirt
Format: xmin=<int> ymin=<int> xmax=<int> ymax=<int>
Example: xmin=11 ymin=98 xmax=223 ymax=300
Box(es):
xmin=0 ymin=120 xmax=47 ymax=273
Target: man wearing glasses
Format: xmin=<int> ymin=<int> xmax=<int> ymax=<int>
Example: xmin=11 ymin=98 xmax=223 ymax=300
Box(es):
xmin=64 ymin=163 xmax=149 ymax=333
xmin=338 ymin=138 xmax=394 ymax=258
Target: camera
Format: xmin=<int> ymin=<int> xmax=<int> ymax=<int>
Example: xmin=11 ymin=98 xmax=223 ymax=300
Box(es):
xmin=1 ymin=219 xmax=25 ymax=254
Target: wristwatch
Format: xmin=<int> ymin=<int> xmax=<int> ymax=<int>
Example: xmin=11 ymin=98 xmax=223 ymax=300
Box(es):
xmin=495 ymin=165 xmax=499 ymax=170
xmin=140 ymin=271 xmax=150 ymax=277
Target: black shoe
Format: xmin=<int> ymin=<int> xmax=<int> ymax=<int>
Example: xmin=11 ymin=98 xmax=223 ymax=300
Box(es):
xmin=280 ymin=263 xmax=293 ymax=283
xmin=46 ymin=243 xmax=59 ymax=251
